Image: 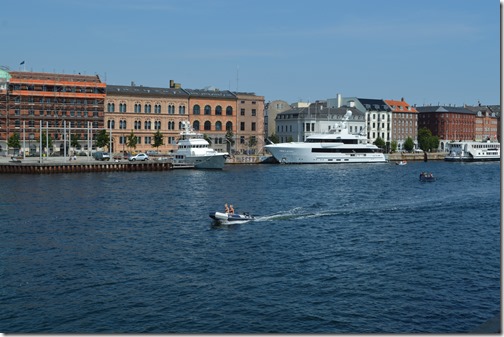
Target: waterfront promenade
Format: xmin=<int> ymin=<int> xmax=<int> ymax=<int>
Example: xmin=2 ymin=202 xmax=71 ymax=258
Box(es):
xmin=0 ymin=151 xmax=448 ymax=174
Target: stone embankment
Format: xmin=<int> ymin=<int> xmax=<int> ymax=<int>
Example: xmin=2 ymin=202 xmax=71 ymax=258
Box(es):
xmin=0 ymin=152 xmax=447 ymax=174
xmin=0 ymin=156 xmax=182 ymax=174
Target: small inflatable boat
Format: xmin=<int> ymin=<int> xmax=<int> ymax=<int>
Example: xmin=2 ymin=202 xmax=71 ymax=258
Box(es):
xmin=209 ymin=211 xmax=255 ymax=223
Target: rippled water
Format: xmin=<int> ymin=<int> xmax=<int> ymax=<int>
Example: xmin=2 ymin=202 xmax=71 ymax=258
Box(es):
xmin=0 ymin=161 xmax=500 ymax=333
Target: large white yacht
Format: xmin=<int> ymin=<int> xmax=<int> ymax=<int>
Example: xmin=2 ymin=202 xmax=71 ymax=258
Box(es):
xmin=445 ymin=140 xmax=500 ymax=161
xmin=171 ymin=121 xmax=229 ymax=169
xmin=265 ymin=111 xmax=387 ymax=164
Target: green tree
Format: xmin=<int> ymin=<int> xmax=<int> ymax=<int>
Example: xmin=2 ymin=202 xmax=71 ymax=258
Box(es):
xmin=403 ymin=137 xmax=415 ymax=152
xmin=373 ymin=136 xmax=386 ymax=149
xmin=40 ymin=131 xmax=53 ymax=154
xmin=390 ymin=140 xmax=398 ymax=153
xmin=71 ymin=134 xmax=81 ymax=149
xmin=126 ymin=130 xmax=137 ymax=150
xmin=203 ymin=133 xmax=212 ymax=146
xmin=225 ymin=130 xmax=235 ymax=153
xmin=248 ymin=137 xmax=257 ymax=149
xmin=268 ymin=133 xmax=279 ymax=144
xmin=418 ymin=128 xmax=432 ymax=151
xmin=7 ymin=133 xmax=21 ymax=155
xmin=429 ymin=135 xmax=440 ymax=151
xmin=152 ymin=130 xmax=164 ymax=149
xmin=96 ymin=129 xmax=110 ymax=149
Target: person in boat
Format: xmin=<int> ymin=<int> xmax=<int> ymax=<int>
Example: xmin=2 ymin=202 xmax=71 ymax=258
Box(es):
xmin=224 ymin=203 xmax=229 ymax=213
xmin=229 ymin=204 xmax=235 ymax=214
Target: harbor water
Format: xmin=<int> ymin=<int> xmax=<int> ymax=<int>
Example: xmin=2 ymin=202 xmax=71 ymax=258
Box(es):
xmin=0 ymin=161 xmax=500 ymax=333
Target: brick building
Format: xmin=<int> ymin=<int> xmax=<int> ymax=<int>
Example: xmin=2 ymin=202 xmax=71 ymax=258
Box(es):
xmin=384 ymin=98 xmax=418 ymax=150
xmin=0 ymin=70 xmax=106 ymax=155
xmin=416 ymin=105 xmax=476 ymax=151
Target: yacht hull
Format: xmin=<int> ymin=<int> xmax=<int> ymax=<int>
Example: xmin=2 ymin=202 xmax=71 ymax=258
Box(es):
xmin=174 ymin=154 xmax=228 ymax=169
xmin=265 ymin=144 xmax=387 ymax=164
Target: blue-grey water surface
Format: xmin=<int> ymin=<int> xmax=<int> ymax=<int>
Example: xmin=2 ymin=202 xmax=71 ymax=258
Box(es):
xmin=0 ymin=161 xmax=500 ymax=333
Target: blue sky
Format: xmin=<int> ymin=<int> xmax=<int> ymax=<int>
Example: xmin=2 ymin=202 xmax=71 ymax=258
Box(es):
xmin=1 ymin=0 xmax=500 ymax=106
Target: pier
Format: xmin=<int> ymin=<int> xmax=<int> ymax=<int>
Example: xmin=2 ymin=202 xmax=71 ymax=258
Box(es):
xmin=0 ymin=156 xmax=188 ymax=174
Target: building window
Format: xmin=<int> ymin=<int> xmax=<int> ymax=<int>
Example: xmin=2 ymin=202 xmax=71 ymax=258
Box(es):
xmin=168 ymin=121 xmax=175 ymax=130
xmin=251 ymin=122 xmax=256 ymax=131
xmin=215 ymin=106 xmax=222 ymax=115
xmin=179 ymin=105 xmax=186 ymax=114
xmin=216 ymin=121 xmax=222 ymax=131
xmin=144 ymin=120 xmax=151 ymax=130
xmin=204 ymin=121 xmax=211 ymax=131
xmin=240 ymin=122 xmax=245 ymax=131
xmin=155 ymin=121 xmax=161 ymax=130
xmin=107 ymin=103 xmax=115 ymax=112
xmin=168 ymin=104 xmax=175 ymax=114
xmin=134 ymin=120 xmax=142 ymax=130
xmin=204 ymin=105 xmax=211 ymax=115
xmin=107 ymin=120 xmax=115 ymax=129
xmin=226 ymin=106 xmax=233 ymax=116
xmin=252 ymin=109 xmax=256 ymax=116
xmin=145 ymin=136 xmax=152 ymax=145
xmin=240 ymin=108 xmax=245 ymax=116
xmin=226 ymin=122 xmax=233 ymax=131
xmin=144 ymin=104 xmax=151 ymax=113
xmin=193 ymin=104 xmax=200 ymax=115
xmin=120 ymin=103 xmax=127 ymax=113
xmin=155 ymin=104 xmax=161 ymax=114
xmin=193 ymin=121 xmax=200 ymax=130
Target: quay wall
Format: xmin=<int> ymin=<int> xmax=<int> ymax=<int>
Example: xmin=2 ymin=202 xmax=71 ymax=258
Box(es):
xmin=0 ymin=161 xmax=174 ymax=174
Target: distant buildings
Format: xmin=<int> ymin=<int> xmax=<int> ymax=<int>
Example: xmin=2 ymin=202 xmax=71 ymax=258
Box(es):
xmin=0 ymin=69 xmax=265 ymax=156
xmin=0 ymin=67 xmax=500 ymax=156
xmin=269 ymin=94 xmax=500 ymax=152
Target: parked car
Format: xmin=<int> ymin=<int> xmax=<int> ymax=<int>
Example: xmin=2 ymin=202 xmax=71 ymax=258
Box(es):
xmin=93 ymin=151 xmax=110 ymax=161
xmin=128 ymin=153 xmax=149 ymax=161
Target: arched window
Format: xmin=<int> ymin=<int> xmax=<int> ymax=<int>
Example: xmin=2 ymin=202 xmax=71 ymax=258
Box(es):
xmin=144 ymin=120 xmax=151 ymax=130
xmin=107 ymin=119 xmax=115 ymax=129
xmin=215 ymin=121 xmax=222 ymax=131
xmin=179 ymin=105 xmax=186 ymax=114
xmin=204 ymin=121 xmax=211 ymax=131
xmin=193 ymin=104 xmax=200 ymax=115
xmin=193 ymin=121 xmax=200 ymax=130
xmin=168 ymin=104 xmax=175 ymax=114
xmin=215 ymin=105 xmax=222 ymax=115
xmin=226 ymin=106 xmax=233 ymax=116
xmin=204 ymin=105 xmax=211 ymax=115
xmin=226 ymin=122 xmax=233 ymax=131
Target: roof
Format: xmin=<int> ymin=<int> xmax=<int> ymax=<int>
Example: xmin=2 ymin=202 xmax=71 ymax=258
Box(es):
xmin=356 ymin=98 xmax=392 ymax=112
xmin=384 ymin=99 xmax=418 ymax=113
xmin=107 ymin=84 xmax=188 ymax=97
xmin=416 ymin=106 xmax=475 ymax=114
xmin=184 ymin=88 xmax=236 ymax=99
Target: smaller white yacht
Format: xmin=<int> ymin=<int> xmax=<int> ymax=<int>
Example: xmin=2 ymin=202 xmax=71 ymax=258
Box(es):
xmin=445 ymin=140 xmax=500 ymax=161
xmin=172 ymin=121 xmax=229 ymax=169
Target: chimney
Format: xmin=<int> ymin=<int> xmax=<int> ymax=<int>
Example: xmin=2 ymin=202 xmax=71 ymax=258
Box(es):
xmin=169 ymin=80 xmax=174 ymax=88
xmin=349 ymin=100 xmax=355 ymax=108
xmin=401 ymin=97 xmax=404 ymax=102
xmin=337 ymin=93 xmax=342 ymax=108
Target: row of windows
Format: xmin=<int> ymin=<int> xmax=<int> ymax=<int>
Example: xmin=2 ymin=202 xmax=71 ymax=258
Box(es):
xmin=107 ymin=119 xmax=235 ymax=132
xmin=11 ymin=120 xmax=99 ymax=128
xmin=107 ymin=103 xmax=241 ymax=116
xmin=14 ymin=97 xmax=101 ymax=105
xmin=17 ymin=109 xmax=100 ymax=117
xmin=11 ymin=84 xmax=104 ymax=94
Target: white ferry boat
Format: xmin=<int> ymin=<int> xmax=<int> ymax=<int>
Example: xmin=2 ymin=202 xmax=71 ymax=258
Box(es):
xmin=172 ymin=121 xmax=229 ymax=169
xmin=265 ymin=111 xmax=387 ymax=164
xmin=445 ymin=140 xmax=500 ymax=161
